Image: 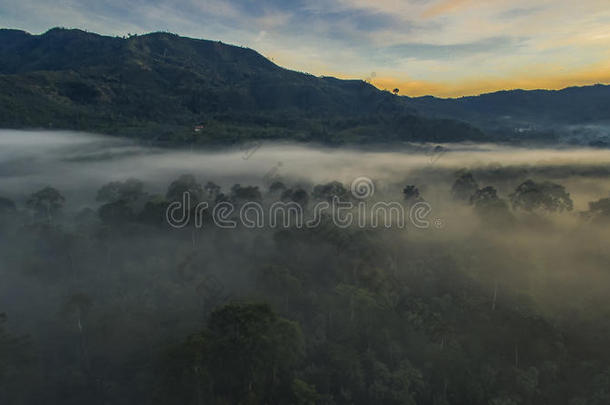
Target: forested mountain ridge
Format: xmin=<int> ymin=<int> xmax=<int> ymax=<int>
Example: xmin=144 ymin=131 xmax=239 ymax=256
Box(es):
xmin=0 ymin=27 xmax=483 ymax=144
xmin=411 ymin=84 xmax=610 ymax=125
xmin=409 ymin=84 xmax=610 ymax=145
xmin=1 ymin=27 xmax=608 ymax=145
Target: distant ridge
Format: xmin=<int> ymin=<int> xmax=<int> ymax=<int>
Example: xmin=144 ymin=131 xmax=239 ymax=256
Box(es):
xmin=410 ymin=84 xmax=610 ymax=124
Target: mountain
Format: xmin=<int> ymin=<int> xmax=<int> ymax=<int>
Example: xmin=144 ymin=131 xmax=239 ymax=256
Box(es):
xmin=2 ymin=28 xmax=608 ymax=146
xmin=406 ymin=85 xmax=610 ymax=145
xmin=410 ymin=85 xmax=610 ymax=125
xmin=0 ymin=28 xmax=483 ymax=144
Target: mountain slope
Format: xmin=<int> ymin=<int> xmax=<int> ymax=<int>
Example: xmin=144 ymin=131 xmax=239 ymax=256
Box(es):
xmin=410 ymin=85 xmax=610 ymax=124
xmin=407 ymin=84 xmax=610 ymax=145
xmin=0 ymin=28 xmax=484 ymax=144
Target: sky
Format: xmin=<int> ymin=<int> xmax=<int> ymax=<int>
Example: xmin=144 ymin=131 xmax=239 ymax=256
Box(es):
xmin=1 ymin=0 xmax=609 ymax=97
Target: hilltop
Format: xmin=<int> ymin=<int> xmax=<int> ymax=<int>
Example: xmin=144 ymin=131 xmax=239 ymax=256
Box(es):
xmin=0 ymin=28 xmax=482 ymax=144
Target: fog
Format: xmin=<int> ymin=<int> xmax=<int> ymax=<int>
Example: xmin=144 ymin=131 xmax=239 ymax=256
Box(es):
xmin=1 ymin=129 xmax=610 ymax=404
xmin=2 ymin=129 xmax=610 ymax=208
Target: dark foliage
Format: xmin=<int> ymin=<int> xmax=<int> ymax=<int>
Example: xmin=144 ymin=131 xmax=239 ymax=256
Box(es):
xmin=1 ymin=174 xmax=609 ymax=404
xmin=510 ymin=179 xmax=574 ymax=212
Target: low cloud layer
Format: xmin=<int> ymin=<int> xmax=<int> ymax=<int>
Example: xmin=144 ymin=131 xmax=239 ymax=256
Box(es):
xmin=2 ymin=130 xmax=610 ymax=211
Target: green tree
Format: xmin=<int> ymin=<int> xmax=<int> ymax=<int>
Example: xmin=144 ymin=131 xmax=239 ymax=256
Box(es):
xmin=268 ymin=181 xmax=286 ymax=195
xmin=98 ymin=200 xmax=136 ymax=225
xmin=510 ymin=179 xmax=573 ymax=212
xmin=206 ymin=302 xmax=304 ymax=403
xmin=230 ymin=184 xmax=262 ymax=203
xmin=587 ymin=197 xmax=610 ymax=218
xmin=451 ymin=171 xmax=479 ymax=202
xmin=160 ymin=302 xmax=306 ymax=405
xmin=26 ymin=186 xmax=65 ymax=221
xmin=281 ymin=187 xmax=310 ymax=206
xmin=204 ymin=181 xmax=221 ymax=200
xmin=470 ymin=186 xmax=513 ymax=223
xmin=313 ymin=181 xmax=348 ymax=201
xmin=166 ymin=174 xmax=203 ymax=202
xmin=403 ymin=185 xmax=423 ymax=204
xmin=96 ymin=178 xmax=145 ymax=203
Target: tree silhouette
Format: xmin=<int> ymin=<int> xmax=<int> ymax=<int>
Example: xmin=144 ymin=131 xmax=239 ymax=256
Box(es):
xmin=313 ymin=181 xmax=348 ymax=201
xmin=281 ymin=187 xmax=310 ymax=206
xmin=588 ymin=197 xmax=610 ymax=218
xmin=470 ymin=186 xmax=513 ymax=223
xmin=403 ymin=185 xmax=423 ymax=204
xmin=451 ymin=171 xmax=479 ymax=202
xmin=204 ymin=181 xmax=221 ymax=199
xmin=510 ymin=179 xmax=573 ymax=212
xmin=26 ymin=186 xmax=65 ymax=221
xmin=268 ymin=181 xmax=287 ymax=195
xmin=166 ymin=174 xmax=203 ymax=202
xmin=96 ymin=178 xmax=145 ymax=203
xmin=160 ymin=302 xmax=305 ymax=404
xmin=230 ymin=184 xmax=262 ymax=203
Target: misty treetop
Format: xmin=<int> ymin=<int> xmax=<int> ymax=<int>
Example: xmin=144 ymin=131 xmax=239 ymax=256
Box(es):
xmin=1 ymin=18 xmax=610 ymax=405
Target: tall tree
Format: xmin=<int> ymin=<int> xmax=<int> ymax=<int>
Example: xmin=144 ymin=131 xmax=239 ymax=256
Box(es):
xmin=96 ymin=178 xmax=145 ymax=204
xmin=26 ymin=187 xmax=65 ymax=221
xmin=510 ymin=179 xmax=573 ymax=212
xmin=451 ymin=172 xmax=479 ymax=202
xmin=160 ymin=302 xmax=306 ymax=405
xmin=166 ymin=174 xmax=203 ymax=202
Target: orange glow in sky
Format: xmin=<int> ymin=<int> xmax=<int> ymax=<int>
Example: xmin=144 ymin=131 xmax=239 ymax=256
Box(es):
xmin=2 ymin=0 xmax=609 ymax=97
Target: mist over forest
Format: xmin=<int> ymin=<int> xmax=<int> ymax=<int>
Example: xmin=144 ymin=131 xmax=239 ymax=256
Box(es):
xmin=1 ymin=129 xmax=610 ymax=404
xmin=1 ymin=0 xmax=610 ymax=400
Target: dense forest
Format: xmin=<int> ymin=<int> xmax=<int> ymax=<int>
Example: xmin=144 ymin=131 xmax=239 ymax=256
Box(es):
xmin=1 ymin=25 xmax=609 ymax=405
xmin=2 ymin=5 xmax=610 ymax=405
xmin=1 ymin=162 xmax=610 ymax=405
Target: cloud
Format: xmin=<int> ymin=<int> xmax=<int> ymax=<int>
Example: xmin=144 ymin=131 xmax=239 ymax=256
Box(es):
xmin=0 ymin=0 xmax=609 ymax=97
xmin=382 ymin=36 xmax=526 ymax=61
xmin=497 ymin=6 xmax=545 ymax=20
xmin=370 ymin=58 xmax=610 ymax=97
xmin=422 ymin=0 xmax=474 ymax=18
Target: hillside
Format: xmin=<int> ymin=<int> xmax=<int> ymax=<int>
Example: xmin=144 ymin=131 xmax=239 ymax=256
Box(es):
xmin=0 ymin=28 xmax=483 ymax=144
xmin=407 ymin=85 xmax=610 ymax=145
xmin=411 ymin=85 xmax=610 ymax=124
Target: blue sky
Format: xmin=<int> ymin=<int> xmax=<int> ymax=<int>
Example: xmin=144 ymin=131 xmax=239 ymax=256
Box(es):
xmin=1 ymin=0 xmax=609 ymax=96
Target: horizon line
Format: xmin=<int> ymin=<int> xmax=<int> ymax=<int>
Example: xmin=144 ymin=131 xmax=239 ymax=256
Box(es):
xmin=3 ymin=25 xmax=609 ymax=99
